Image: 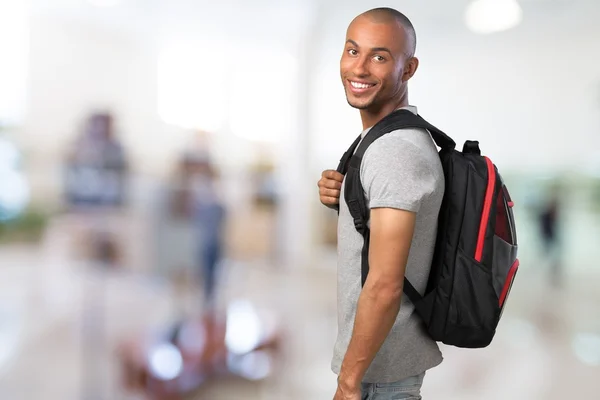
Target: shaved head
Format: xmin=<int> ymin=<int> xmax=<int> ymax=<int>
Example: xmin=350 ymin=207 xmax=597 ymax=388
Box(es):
xmin=358 ymin=7 xmax=417 ymax=58
xmin=340 ymin=7 xmax=420 ymax=128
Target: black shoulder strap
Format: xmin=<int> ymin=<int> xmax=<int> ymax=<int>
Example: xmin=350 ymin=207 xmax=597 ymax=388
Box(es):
xmin=336 ymin=133 xmax=362 ymax=175
xmin=331 ymin=133 xmax=362 ymax=214
xmin=353 ymin=109 xmax=455 ymax=161
xmin=343 ymin=109 xmax=451 ymax=318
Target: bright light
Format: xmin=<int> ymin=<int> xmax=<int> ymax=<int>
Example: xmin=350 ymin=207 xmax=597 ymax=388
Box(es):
xmin=87 ymin=0 xmax=121 ymax=7
xmin=0 ymin=170 xmax=30 ymax=221
xmin=225 ymin=300 xmax=262 ymax=354
xmin=465 ymin=0 xmax=523 ymax=35
xmin=148 ymin=343 xmax=184 ymax=381
xmin=157 ymin=43 xmax=227 ymax=132
xmin=0 ymin=138 xmax=29 ymax=221
xmin=0 ymin=139 xmax=21 ymax=170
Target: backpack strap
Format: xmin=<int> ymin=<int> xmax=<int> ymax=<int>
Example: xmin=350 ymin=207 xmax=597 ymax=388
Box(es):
xmin=354 ymin=109 xmax=456 ymax=156
xmin=336 ymin=133 xmax=363 ymax=175
xmin=343 ymin=109 xmax=453 ymax=317
xmin=330 ymin=134 xmax=362 ymax=214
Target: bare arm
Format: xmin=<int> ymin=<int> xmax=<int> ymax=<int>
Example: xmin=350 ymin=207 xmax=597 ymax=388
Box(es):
xmin=338 ymin=207 xmax=416 ymax=388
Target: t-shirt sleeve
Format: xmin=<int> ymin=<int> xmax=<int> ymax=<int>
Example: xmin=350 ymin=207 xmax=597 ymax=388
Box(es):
xmin=360 ymin=134 xmax=436 ymax=213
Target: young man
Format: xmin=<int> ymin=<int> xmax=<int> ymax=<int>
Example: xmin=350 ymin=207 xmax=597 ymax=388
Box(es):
xmin=317 ymin=8 xmax=444 ymax=400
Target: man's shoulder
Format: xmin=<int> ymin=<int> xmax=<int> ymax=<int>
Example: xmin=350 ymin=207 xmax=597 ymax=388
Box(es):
xmin=387 ymin=127 xmax=436 ymax=150
xmin=361 ymin=128 xmax=444 ymax=190
xmin=364 ymin=127 xmax=439 ymax=163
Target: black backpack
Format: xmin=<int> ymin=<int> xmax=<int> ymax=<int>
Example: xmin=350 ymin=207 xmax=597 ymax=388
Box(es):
xmin=336 ymin=109 xmax=519 ymax=348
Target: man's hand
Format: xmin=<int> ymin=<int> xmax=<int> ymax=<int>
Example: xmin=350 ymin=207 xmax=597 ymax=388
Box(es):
xmin=318 ymin=169 xmax=344 ymax=209
xmin=333 ymin=381 xmax=361 ymax=400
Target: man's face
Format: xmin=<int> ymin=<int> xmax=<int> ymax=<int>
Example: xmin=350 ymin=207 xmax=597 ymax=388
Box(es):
xmin=340 ymin=16 xmax=408 ymax=111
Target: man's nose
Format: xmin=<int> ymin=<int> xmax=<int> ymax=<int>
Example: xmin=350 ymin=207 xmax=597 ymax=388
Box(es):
xmin=352 ymin=56 xmax=369 ymax=77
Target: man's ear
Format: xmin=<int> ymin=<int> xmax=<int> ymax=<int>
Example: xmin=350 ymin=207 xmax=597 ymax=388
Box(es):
xmin=402 ymin=57 xmax=419 ymax=82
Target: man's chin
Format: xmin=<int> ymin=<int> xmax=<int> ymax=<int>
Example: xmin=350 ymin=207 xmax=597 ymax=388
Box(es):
xmin=346 ymin=97 xmax=372 ymax=110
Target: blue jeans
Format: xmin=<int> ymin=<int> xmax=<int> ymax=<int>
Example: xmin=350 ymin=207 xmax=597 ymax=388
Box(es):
xmin=361 ymin=372 xmax=425 ymax=400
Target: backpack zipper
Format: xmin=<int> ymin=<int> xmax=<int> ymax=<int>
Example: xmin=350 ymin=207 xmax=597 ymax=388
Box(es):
xmin=474 ymin=156 xmax=496 ymax=262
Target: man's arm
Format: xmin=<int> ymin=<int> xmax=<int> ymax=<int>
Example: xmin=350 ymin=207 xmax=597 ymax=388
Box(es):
xmin=338 ymin=206 xmax=416 ymax=389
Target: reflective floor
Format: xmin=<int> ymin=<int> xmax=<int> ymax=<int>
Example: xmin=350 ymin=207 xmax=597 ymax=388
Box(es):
xmin=0 ymin=230 xmax=599 ymax=399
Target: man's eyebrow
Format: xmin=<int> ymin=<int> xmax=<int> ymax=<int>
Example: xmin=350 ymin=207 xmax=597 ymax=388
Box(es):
xmin=345 ymin=39 xmax=392 ymax=55
xmin=370 ymin=47 xmax=392 ymax=55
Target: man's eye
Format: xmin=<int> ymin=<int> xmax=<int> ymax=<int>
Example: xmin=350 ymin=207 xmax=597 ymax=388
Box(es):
xmin=348 ymin=49 xmax=358 ymax=56
xmin=373 ymin=55 xmax=385 ymax=62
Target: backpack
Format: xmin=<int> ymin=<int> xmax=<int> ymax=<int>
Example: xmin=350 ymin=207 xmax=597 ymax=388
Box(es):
xmin=336 ymin=109 xmax=519 ymax=348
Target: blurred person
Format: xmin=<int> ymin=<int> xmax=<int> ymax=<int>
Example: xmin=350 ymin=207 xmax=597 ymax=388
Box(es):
xmin=187 ymin=153 xmax=227 ymax=316
xmin=64 ymin=112 xmax=128 ymax=208
xmin=155 ymin=155 xmax=199 ymax=281
xmin=538 ymin=183 xmax=563 ymax=287
xmin=317 ymin=8 xmax=443 ymax=400
xmin=63 ymin=112 xmax=129 ymax=266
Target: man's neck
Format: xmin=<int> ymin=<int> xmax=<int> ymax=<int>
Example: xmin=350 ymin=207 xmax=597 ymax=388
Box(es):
xmin=360 ymin=97 xmax=408 ymax=131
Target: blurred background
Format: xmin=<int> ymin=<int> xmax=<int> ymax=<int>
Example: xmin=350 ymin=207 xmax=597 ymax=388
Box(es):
xmin=0 ymin=0 xmax=599 ymax=399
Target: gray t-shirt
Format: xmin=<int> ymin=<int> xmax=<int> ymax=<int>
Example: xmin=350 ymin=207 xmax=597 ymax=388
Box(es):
xmin=331 ymin=106 xmax=444 ymax=383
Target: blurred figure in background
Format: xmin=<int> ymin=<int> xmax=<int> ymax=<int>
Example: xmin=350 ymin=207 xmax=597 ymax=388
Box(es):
xmin=160 ymin=136 xmax=227 ymax=315
xmin=538 ymin=183 xmax=563 ymax=287
xmin=188 ymin=152 xmax=227 ymax=316
xmin=64 ymin=111 xmax=128 ymax=209
xmin=63 ymin=111 xmax=129 ymax=267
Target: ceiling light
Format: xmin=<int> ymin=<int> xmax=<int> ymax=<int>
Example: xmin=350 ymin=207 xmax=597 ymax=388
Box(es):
xmin=465 ymin=0 xmax=523 ymax=34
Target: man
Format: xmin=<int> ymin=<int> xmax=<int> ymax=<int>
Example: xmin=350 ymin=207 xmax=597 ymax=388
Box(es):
xmin=318 ymin=8 xmax=444 ymax=400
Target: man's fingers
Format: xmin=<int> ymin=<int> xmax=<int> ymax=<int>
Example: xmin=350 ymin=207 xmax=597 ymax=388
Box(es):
xmin=321 ymin=196 xmax=339 ymax=205
xmin=318 ymin=178 xmax=342 ymax=190
xmin=322 ymin=170 xmax=344 ymax=182
xmin=318 ymin=170 xmax=343 ymax=209
xmin=320 ymin=187 xmax=340 ymax=198
xmin=323 ymin=179 xmax=342 ymax=190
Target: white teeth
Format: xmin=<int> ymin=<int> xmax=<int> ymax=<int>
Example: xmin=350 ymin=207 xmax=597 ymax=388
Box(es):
xmin=351 ymin=81 xmax=373 ymax=89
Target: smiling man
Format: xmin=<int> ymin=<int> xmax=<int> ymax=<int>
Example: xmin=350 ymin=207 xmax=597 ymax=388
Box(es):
xmin=317 ymin=7 xmax=445 ymax=400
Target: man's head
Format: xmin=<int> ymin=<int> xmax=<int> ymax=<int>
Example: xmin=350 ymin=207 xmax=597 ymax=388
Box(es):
xmin=340 ymin=8 xmax=419 ymax=113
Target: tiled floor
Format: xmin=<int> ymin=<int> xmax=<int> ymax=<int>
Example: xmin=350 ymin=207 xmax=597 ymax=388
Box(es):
xmin=0 ymin=237 xmax=599 ymax=400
